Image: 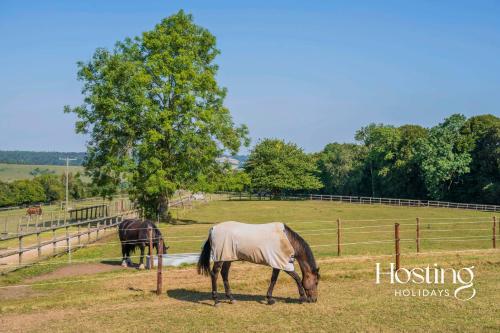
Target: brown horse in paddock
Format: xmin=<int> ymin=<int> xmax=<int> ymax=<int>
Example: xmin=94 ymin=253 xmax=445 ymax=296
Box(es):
xmin=26 ymin=206 xmax=42 ymax=216
xmin=198 ymin=221 xmax=320 ymax=306
xmin=118 ymin=219 xmax=168 ymax=269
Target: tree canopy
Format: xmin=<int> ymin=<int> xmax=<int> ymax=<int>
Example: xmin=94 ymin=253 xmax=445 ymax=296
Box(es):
xmin=244 ymin=139 xmax=323 ymax=195
xmin=65 ymin=11 xmax=248 ymax=218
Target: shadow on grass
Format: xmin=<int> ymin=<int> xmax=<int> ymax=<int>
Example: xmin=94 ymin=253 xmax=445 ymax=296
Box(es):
xmin=166 ymin=219 xmax=214 ymax=226
xmin=167 ymin=288 xmax=302 ymax=306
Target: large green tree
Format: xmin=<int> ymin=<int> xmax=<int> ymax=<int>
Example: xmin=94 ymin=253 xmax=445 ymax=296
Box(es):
xmin=316 ymin=143 xmax=366 ymax=195
xmin=454 ymin=114 xmax=500 ymax=203
xmin=355 ymin=124 xmax=428 ymax=198
xmin=416 ymin=114 xmax=474 ymax=200
xmin=65 ymin=11 xmax=248 ymax=218
xmin=244 ymin=139 xmax=323 ymax=195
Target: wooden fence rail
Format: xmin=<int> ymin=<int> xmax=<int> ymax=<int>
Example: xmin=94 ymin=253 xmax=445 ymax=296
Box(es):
xmin=0 ymin=210 xmax=139 ymax=271
xmin=224 ymin=192 xmax=500 ymax=212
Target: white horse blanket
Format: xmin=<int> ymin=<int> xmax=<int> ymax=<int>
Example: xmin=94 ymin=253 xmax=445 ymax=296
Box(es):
xmin=209 ymin=221 xmax=295 ymax=271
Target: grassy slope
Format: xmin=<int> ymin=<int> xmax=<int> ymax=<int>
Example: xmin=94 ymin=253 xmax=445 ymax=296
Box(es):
xmin=0 ymin=163 xmax=84 ymax=182
xmin=0 ymin=200 xmax=498 ymax=332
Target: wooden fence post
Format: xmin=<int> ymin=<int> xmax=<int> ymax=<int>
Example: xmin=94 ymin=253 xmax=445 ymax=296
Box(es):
xmin=157 ymin=238 xmax=164 ymax=295
xmin=37 ymin=231 xmax=41 ymax=257
xmin=493 ymin=217 xmax=496 ymax=249
xmin=18 ymin=235 xmax=23 ymax=265
xmin=416 ymin=217 xmax=420 ymax=253
xmin=96 ymin=220 xmax=100 ymax=240
xmin=148 ymin=226 xmax=153 ymax=269
xmin=337 ymin=218 xmax=341 ymax=256
xmin=88 ymin=222 xmax=91 ymax=242
xmin=395 ymin=223 xmax=400 ymax=271
xmin=52 ymin=228 xmax=56 ymax=255
xmin=78 ymin=224 xmax=81 ymax=245
xmin=66 ymin=225 xmax=71 ymax=263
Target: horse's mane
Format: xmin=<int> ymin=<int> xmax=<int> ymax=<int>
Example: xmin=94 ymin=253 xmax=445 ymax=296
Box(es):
xmin=284 ymin=224 xmax=318 ymax=272
xmin=144 ymin=219 xmax=162 ymax=238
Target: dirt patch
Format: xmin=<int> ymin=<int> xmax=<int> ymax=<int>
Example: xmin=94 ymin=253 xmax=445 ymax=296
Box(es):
xmin=26 ymin=263 xmax=123 ymax=283
xmin=0 ymin=285 xmax=42 ymax=300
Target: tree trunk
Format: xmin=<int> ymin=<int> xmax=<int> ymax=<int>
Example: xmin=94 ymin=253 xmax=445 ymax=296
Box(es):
xmin=157 ymin=195 xmax=170 ymax=222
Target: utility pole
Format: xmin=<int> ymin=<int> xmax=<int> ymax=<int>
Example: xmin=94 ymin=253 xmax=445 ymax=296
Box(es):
xmin=59 ymin=157 xmax=77 ymax=224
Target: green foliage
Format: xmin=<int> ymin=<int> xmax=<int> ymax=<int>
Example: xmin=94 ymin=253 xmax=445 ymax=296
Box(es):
xmin=354 ymin=123 xmax=428 ymax=198
xmin=416 ymin=114 xmax=473 ymax=200
xmin=245 ymin=139 xmax=323 ymax=194
xmin=454 ymin=115 xmax=500 ymax=203
xmin=317 ymin=143 xmax=366 ymax=195
xmin=318 ymin=114 xmax=498 ymax=204
xmin=35 ymin=174 xmax=64 ymax=202
xmin=65 ymin=11 xmax=248 ymax=218
xmin=11 ymin=179 xmax=46 ymax=204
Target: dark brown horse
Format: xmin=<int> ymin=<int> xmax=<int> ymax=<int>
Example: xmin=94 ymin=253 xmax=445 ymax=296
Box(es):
xmin=26 ymin=206 xmax=42 ymax=216
xmin=198 ymin=223 xmax=320 ymax=306
xmin=118 ymin=219 xmax=168 ymax=269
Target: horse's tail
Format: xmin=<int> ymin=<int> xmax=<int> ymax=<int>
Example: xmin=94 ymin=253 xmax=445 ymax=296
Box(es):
xmin=197 ymin=235 xmax=212 ymax=276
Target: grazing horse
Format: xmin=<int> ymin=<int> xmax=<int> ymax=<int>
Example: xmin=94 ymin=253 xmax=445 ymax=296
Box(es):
xmin=198 ymin=221 xmax=320 ymax=306
xmin=118 ymin=219 xmax=168 ymax=269
xmin=26 ymin=206 xmax=42 ymax=216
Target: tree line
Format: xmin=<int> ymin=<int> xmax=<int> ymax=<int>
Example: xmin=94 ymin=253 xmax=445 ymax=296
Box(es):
xmin=0 ymin=151 xmax=85 ymax=166
xmin=242 ymin=114 xmax=499 ymax=205
xmin=64 ymin=11 xmax=498 ymax=221
xmin=0 ymin=173 xmax=93 ymax=207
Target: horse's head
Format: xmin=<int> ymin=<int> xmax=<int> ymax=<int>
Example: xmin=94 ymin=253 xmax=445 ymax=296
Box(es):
xmin=302 ymin=267 xmax=320 ymax=303
xmin=153 ymin=229 xmax=169 ymax=254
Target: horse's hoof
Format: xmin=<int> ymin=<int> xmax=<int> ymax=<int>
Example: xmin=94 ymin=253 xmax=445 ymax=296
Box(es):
xmin=138 ymin=264 xmax=145 ymax=270
xmin=267 ymin=299 xmax=276 ymax=305
xmin=299 ymin=297 xmax=307 ymax=304
xmin=230 ymin=299 xmax=237 ymax=304
xmin=121 ymin=260 xmax=128 ymax=268
xmin=214 ymin=302 xmax=220 ymax=307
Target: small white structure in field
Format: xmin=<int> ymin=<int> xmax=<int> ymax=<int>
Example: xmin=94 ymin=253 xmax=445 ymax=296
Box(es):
xmin=192 ymin=192 xmax=205 ymax=200
xmin=146 ymin=253 xmax=200 ymax=268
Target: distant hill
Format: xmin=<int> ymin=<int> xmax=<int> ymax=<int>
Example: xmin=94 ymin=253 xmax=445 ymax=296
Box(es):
xmin=0 ymin=150 xmax=248 ymax=168
xmin=0 ymin=151 xmax=85 ymax=166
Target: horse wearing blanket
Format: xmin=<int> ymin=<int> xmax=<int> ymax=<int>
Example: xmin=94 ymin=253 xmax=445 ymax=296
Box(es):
xmin=198 ymin=221 xmax=320 ymax=306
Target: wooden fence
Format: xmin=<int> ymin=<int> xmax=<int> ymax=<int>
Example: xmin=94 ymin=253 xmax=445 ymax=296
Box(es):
xmin=0 ymin=210 xmax=139 ymax=272
xmin=225 ymin=192 xmax=500 ymax=212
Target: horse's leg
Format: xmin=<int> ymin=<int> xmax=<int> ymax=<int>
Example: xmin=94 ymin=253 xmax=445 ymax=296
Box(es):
xmin=138 ymin=244 xmax=145 ymax=270
xmin=221 ymin=262 xmax=235 ymax=304
xmin=285 ymin=270 xmax=307 ymax=303
xmin=121 ymin=244 xmax=128 ymax=267
xmin=125 ymin=246 xmax=132 ymax=265
xmin=266 ymin=268 xmax=280 ymax=305
xmin=211 ymin=261 xmax=223 ymax=306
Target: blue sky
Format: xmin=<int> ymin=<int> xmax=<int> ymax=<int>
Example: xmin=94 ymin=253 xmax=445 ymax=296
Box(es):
xmin=0 ymin=1 xmax=499 ymax=153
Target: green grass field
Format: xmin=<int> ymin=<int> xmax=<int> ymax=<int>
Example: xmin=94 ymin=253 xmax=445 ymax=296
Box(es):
xmin=0 ymin=200 xmax=498 ymax=332
xmin=0 ymin=163 xmax=84 ymax=182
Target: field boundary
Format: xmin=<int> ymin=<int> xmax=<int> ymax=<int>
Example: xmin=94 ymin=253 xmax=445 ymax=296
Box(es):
xmin=223 ymin=192 xmax=500 ymax=212
xmin=0 ymin=210 xmax=139 ymax=273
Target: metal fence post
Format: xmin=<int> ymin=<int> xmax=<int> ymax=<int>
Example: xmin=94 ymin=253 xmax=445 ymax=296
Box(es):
xmin=493 ymin=217 xmax=496 ymax=249
xmin=395 ymin=223 xmax=400 ymax=271
xmin=416 ymin=217 xmax=420 ymax=253
xmin=337 ymin=218 xmax=341 ymax=256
